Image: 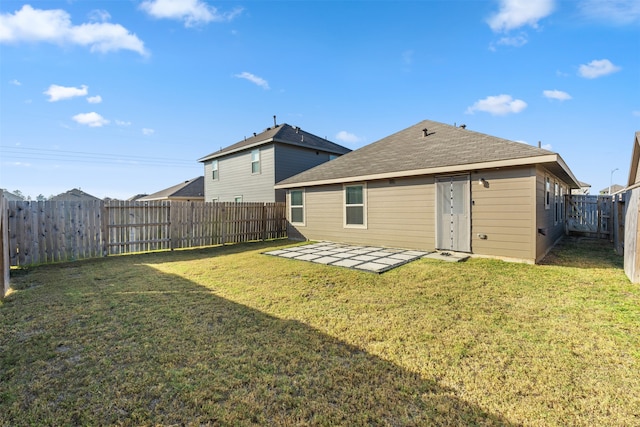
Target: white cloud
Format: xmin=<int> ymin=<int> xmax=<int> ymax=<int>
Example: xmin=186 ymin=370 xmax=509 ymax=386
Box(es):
xmin=543 ymin=89 xmax=572 ymax=101
xmin=115 ymin=120 xmax=131 ymax=126
xmin=44 ymin=84 xmax=88 ymax=102
xmin=578 ymin=59 xmax=621 ymax=79
xmin=496 ymin=34 xmax=528 ymax=47
xmin=633 ymin=111 xmax=640 ymax=117
xmin=487 ymin=0 xmax=555 ymax=32
xmin=9 ymin=79 xmax=21 ymax=85
xmin=234 ymin=72 xmax=270 ymax=90
xmin=578 ymin=0 xmax=640 ymax=25
xmin=142 ymin=128 xmax=155 ymax=135
xmin=86 ymin=95 xmax=102 ymax=104
xmin=88 ymin=9 xmax=111 ymax=23
xmin=0 ymin=5 xmax=148 ymax=56
xmin=541 ymin=143 xmax=553 ymax=150
xmin=335 ymin=131 xmax=362 ymax=144
xmin=139 ymin=0 xmax=243 ymax=27
xmin=72 ymin=112 xmax=109 ymax=127
xmin=466 ymin=94 xmax=527 ymax=115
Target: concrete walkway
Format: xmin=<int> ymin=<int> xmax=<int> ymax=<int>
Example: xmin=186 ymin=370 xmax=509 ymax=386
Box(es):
xmin=264 ymin=242 xmax=431 ymax=273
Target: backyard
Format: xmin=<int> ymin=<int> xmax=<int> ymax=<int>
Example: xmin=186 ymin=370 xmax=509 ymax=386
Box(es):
xmin=0 ymin=238 xmax=638 ymax=426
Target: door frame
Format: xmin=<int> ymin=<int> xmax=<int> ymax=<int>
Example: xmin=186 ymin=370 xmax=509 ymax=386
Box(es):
xmin=435 ymin=174 xmax=471 ymax=252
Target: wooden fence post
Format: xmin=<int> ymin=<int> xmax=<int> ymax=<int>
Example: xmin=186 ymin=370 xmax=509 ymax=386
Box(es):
xmin=1 ymin=194 xmax=9 ymax=298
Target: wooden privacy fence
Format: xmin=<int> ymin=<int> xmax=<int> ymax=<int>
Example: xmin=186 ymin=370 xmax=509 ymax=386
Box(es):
xmin=565 ymin=194 xmax=613 ymax=239
xmin=5 ymin=200 xmax=287 ymax=267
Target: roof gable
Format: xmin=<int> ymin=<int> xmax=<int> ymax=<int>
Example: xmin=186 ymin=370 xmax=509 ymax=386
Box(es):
xmin=139 ymin=176 xmax=204 ymax=201
xmin=276 ymin=119 xmax=579 ymax=187
xmin=198 ymin=123 xmax=350 ymax=162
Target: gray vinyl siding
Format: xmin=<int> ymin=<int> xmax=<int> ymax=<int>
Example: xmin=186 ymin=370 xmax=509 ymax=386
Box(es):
xmin=289 ymin=166 xmax=553 ymax=263
xmin=289 ymin=176 xmax=435 ymax=251
xmin=470 ymin=167 xmax=537 ymax=262
xmin=274 ymin=143 xmax=339 ymax=202
xmin=204 ymin=145 xmax=276 ymax=202
xmin=535 ymin=165 xmax=570 ymax=262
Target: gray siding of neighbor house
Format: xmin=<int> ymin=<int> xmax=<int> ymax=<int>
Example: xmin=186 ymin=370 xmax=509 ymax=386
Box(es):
xmin=535 ymin=165 xmax=571 ymax=262
xmin=288 ymin=166 xmax=566 ymax=263
xmin=274 ymin=143 xmax=339 ymax=202
xmin=204 ymin=145 xmax=276 ymax=202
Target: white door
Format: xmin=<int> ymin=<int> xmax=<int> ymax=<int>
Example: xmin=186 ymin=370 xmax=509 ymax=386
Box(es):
xmin=436 ymin=175 xmax=471 ymax=252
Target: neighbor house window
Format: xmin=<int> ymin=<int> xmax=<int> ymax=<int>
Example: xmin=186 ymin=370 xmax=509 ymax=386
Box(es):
xmin=251 ymin=149 xmax=260 ymax=174
xmin=554 ymin=182 xmax=559 ymax=224
xmin=545 ymin=177 xmax=551 ymax=209
xmin=234 ymin=196 xmax=243 ymax=203
xmin=329 ymin=154 xmax=338 ymax=160
xmin=290 ymin=189 xmax=305 ymax=225
xmin=211 ymin=160 xmax=218 ymax=180
xmin=212 ymin=197 xmax=218 ymax=202
xmin=344 ymin=184 xmax=366 ymax=228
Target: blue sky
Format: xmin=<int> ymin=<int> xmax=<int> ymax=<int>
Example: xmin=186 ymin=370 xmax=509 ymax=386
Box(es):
xmin=1 ymin=0 xmax=638 ymax=199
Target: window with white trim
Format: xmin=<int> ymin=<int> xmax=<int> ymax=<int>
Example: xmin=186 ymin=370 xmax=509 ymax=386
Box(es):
xmin=560 ymin=185 xmax=565 ymax=221
xmin=251 ymin=149 xmax=260 ymax=174
xmin=554 ymin=181 xmax=559 ymax=224
xmin=344 ymin=184 xmax=366 ymax=228
xmin=211 ymin=160 xmax=218 ymax=180
xmin=234 ymin=195 xmax=243 ymax=203
xmin=545 ymin=177 xmax=551 ymax=209
xmin=290 ymin=190 xmax=304 ymax=225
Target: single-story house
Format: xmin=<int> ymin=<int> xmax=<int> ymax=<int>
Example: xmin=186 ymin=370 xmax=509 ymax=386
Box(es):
xmin=198 ymin=122 xmax=351 ymax=203
xmin=599 ymin=184 xmax=625 ymax=195
xmin=275 ymin=119 xmax=580 ymax=264
xmin=137 ymin=177 xmax=204 ymax=202
xmin=50 ymin=188 xmax=101 ymax=202
xmin=571 ymin=181 xmax=591 ymax=195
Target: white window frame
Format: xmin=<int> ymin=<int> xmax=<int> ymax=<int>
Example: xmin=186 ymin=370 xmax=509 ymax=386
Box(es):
xmin=289 ymin=189 xmax=305 ymax=225
xmin=545 ymin=176 xmax=551 ymax=210
xmin=343 ymin=183 xmax=367 ymax=229
xmin=251 ymin=149 xmax=261 ymax=174
xmin=560 ymin=185 xmax=565 ymax=221
xmin=554 ymin=181 xmax=559 ymax=225
xmin=234 ymin=195 xmax=243 ymax=203
xmin=211 ymin=160 xmax=218 ymax=180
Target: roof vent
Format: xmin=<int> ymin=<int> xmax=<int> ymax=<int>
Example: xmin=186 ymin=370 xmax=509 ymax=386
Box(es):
xmin=253 ymin=132 xmax=257 ymax=137
xmin=423 ymin=128 xmax=428 ymax=137
xmin=460 ymin=124 xmax=466 ymax=129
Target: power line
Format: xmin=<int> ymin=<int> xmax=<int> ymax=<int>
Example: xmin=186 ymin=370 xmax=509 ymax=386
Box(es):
xmin=0 ymin=145 xmax=200 ymax=168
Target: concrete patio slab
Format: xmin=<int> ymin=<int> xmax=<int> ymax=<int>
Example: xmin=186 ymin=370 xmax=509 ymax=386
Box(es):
xmin=264 ymin=242 xmax=431 ymax=273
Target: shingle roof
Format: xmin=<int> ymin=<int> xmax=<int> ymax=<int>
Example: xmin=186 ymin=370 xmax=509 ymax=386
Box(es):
xmin=198 ymin=123 xmax=351 ymax=162
xmin=138 ymin=176 xmax=204 ymax=201
xmin=50 ymin=188 xmax=101 ymax=201
xmin=276 ymin=119 xmax=578 ymax=187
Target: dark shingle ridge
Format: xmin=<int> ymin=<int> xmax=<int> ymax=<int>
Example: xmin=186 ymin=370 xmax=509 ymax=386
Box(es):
xmin=198 ymin=123 xmax=350 ymax=162
xmin=278 ymin=119 xmax=556 ymax=185
xmin=139 ymin=176 xmax=204 ymax=200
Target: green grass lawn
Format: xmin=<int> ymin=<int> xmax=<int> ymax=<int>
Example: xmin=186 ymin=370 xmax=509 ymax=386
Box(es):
xmin=1 ymin=238 xmax=638 ymax=426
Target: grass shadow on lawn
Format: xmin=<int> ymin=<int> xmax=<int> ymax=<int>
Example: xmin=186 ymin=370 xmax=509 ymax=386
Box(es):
xmin=0 ymin=250 xmax=513 ymax=426
xmin=540 ymin=236 xmax=623 ymax=270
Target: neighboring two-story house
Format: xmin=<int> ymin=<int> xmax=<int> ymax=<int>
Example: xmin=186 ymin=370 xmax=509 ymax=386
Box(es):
xmin=198 ymin=123 xmax=351 ymax=202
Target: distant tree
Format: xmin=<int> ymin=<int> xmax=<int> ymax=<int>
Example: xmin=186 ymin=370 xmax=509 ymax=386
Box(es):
xmin=36 ymin=194 xmax=47 ymax=201
xmin=13 ymin=190 xmax=24 ymax=199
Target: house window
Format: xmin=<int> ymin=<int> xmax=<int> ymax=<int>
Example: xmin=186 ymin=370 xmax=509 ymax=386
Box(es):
xmin=554 ymin=182 xmax=559 ymax=224
xmin=212 ymin=197 xmax=218 ymax=203
xmin=329 ymin=154 xmax=338 ymax=160
xmin=211 ymin=160 xmax=218 ymax=180
xmin=560 ymin=186 xmax=565 ymax=221
xmin=344 ymin=184 xmax=366 ymax=228
xmin=545 ymin=177 xmax=551 ymax=210
xmin=251 ymin=149 xmax=260 ymax=174
xmin=234 ymin=196 xmax=243 ymax=203
xmin=290 ymin=190 xmax=304 ymax=225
